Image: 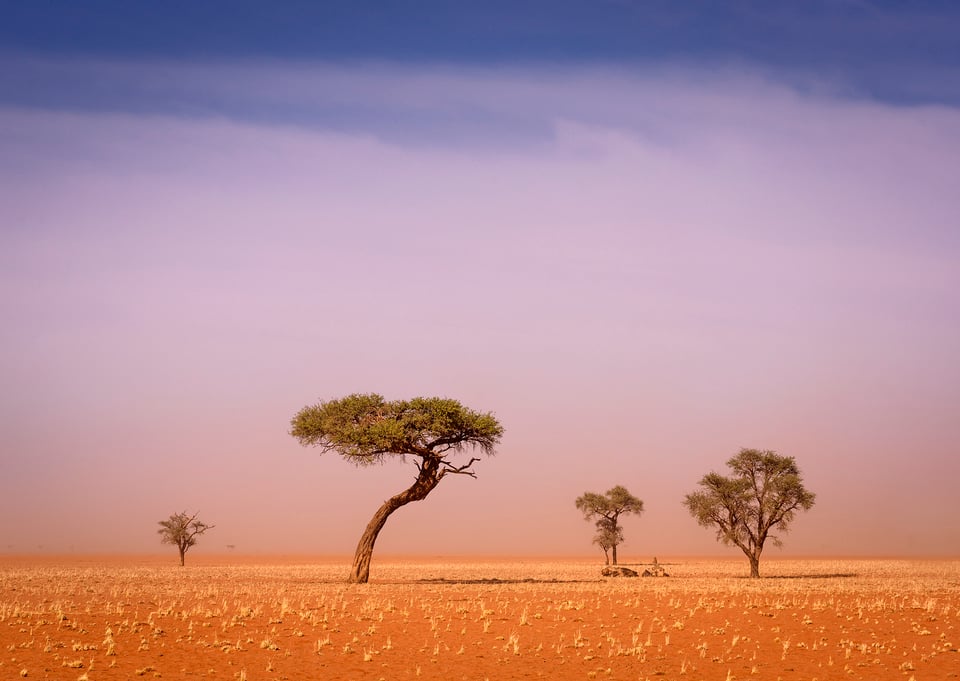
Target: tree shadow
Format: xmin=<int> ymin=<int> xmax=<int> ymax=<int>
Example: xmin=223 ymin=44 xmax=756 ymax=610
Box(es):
xmin=414 ymin=577 xmax=598 ymax=585
xmin=738 ymin=573 xmax=859 ymax=580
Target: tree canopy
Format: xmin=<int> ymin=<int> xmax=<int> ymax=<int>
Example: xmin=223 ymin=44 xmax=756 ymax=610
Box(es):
xmin=683 ymin=448 xmax=816 ymax=577
xmin=290 ymin=393 xmax=503 ymax=583
xmin=291 ymin=394 xmax=501 ymax=465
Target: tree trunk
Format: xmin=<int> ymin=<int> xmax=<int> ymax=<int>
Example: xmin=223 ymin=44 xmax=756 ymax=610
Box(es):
xmin=602 ymin=548 xmax=610 ymax=565
xmin=611 ymin=544 xmax=618 ymax=566
xmin=349 ymin=457 xmax=442 ymax=583
xmin=178 ymin=547 xmax=185 ymax=566
xmin=748 ymin=552 xmax=760 ymax=578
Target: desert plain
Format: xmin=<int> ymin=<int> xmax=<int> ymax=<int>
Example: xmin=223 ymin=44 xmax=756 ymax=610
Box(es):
xmin=1 ymin=555 xmax=957 ymax=680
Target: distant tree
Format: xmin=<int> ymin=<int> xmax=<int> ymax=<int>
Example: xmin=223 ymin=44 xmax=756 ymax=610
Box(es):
xmin=592 ymin=517 xmax=623 ymax=565
xmin=290 ymin=394 xmax=504 ymax=584
xmin=575 ymin=486 xmax=644 ymax=565
xmin=683 ymin=449 xmax=816 ymax=578
xmin=158 ymin=511 xmax=214 ymax=566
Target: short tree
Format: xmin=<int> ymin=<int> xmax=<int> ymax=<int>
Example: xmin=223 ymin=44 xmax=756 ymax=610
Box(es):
xmin=290 ymin=394 xmax=503 ymax=584
xmin=592 ymin=518 xmax=623 ymax=565
xmin=575 ymin=486 xmax=644 ymax=565
xmin=683 ymin=448 xmax=816 ymax=578
xmin=158 ymin=511 xmax=214 ymax=566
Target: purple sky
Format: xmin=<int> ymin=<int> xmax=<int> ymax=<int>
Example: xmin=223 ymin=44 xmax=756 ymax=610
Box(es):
xmin=1 ymin=57 xmax=959 ymax=557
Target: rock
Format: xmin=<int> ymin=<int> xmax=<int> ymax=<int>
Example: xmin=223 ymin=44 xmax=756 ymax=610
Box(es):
xmin=601 ymin=566 xmax=639 ymax=577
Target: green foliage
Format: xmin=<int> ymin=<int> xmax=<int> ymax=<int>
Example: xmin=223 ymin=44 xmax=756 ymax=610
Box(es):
xmin=683 ymin=449 xmax=815 ymax=575
xmin=290 ymin=393 xmax=503 ymax=465
xmin=575 ymin=485 xmax=645 ymax=523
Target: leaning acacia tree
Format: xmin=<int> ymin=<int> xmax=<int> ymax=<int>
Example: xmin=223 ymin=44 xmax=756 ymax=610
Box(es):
xmin=158 ymin=511 xmax=214 ymax=566
xmin=683 ymin=448 xmax=816 ymax=578
xmin=290 ymin=394 xmax=503 ymax=584
xmin=575 ymin=486 xmax=644 ymax=565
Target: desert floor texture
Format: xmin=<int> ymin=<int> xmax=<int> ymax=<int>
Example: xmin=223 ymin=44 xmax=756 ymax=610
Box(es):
xmin=1 ymin=555 xmax=957 ymax=680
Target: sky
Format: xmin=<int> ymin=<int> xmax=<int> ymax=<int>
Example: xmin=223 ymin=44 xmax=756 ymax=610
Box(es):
xmin=1 ymin=1 xmax=959 ymax=560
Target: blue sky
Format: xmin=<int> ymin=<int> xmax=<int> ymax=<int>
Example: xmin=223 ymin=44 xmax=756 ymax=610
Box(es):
xmin=3 ymin=2 xmax=959 ymax=68
xmin=3 ymin=1 xmax=960 ymax=106
xmin=4 ymin=2 xmax=960 ymax=152
xmin=2 ymin=3 xmax=959 ymax=558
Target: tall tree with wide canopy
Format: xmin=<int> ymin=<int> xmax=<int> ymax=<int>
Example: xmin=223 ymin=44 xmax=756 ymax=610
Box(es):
xmin=290 ymin=393 xmax=503 ymax=583
xmin=683 ymin=448 xmax=816 ymax=578
xmin=575 ymin=486 xmax=644 ymax=565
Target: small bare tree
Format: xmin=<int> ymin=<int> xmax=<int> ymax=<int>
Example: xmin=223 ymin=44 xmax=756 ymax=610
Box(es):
xmin=158 ymin=511 xmax=214 ymax=566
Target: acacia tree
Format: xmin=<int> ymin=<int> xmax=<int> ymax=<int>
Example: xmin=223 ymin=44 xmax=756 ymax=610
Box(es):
xmin=158 ymin=511 xmax=214 ymax=566
xmin=290 ymin=394 xmax=503 ymax=584
xmin=683 ymin=449 xmax=816 ymax=578
xmin=575 ymin=486 xmax=644 ymax=565
xmin=592 ymin=518 xmax=623 ymax=566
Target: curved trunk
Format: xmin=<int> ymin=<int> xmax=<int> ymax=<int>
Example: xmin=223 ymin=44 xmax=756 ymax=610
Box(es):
xmin=349 ymin=457 xmax=442 ymax=583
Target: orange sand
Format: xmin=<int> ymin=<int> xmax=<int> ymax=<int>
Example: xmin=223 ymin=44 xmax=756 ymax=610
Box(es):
xmin=1 ymin=555 xmax=957 ymax=680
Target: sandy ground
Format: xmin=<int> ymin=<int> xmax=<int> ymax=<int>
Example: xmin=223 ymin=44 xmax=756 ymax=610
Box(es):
xmin=1 ymin=555 xmax=957 ymax=680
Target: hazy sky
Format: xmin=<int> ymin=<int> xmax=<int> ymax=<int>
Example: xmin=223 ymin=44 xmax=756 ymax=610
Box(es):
xmin=2 ymin=2 xmax=959 ymax=558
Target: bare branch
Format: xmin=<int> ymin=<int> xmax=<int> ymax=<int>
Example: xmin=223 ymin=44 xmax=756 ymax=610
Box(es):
xmin=439 ymin=456 xmax=480 ymax=479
